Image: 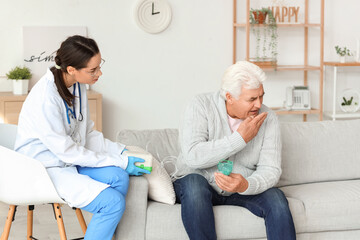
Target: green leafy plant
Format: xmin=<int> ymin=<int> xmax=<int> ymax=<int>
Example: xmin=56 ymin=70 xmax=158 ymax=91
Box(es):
xmin=249 ymin=8 xmax=278 ymax=63
xmin=341 ymin=96 xmax=358 ymax=106
xmin=6 ymin=66 xmax=32 ymax=80
xmin=335 ymin=46 xmax=352 ymax=57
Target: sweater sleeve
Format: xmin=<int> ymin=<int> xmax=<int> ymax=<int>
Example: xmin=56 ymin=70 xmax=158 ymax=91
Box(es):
xmin=180 ymin=96 xmax=247 ymax=169
xmin=240 ymin=111 xmax=282 ymax=195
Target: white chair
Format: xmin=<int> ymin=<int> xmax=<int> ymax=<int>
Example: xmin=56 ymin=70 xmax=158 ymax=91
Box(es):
xmin=0 ymin=123 xmax=87 ymax=240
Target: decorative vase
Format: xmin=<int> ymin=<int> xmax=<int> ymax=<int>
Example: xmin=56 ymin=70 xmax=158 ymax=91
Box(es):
xmin=12 ymin=79 xmax=29 ymax=95
xmin=340 ymin=56 xmax=346 ymax=63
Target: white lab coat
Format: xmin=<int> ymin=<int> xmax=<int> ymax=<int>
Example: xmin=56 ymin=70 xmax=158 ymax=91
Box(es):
xmin=15 ymin=69 xmax=128 ymax=208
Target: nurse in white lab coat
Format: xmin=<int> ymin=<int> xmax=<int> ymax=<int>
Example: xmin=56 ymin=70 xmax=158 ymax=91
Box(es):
xmin=14 ymin=35 xmax=150 ymax=240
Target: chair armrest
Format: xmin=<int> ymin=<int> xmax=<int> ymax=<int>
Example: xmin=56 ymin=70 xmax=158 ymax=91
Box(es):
xmin=115 ymin=176 xmax=149 ymax=240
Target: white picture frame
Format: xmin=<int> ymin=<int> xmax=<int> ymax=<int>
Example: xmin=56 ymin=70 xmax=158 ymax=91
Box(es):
xmin=23 ymin=26 xmax=87 ymax=89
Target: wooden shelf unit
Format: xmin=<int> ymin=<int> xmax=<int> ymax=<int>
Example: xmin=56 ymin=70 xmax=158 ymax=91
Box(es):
xmin=0 ymin=90 xmax=102 ymax=131
xmin=323 ymin=62 xmax=360 ymax=120
xmin=233 ymin=0 xmax=325 ymax=120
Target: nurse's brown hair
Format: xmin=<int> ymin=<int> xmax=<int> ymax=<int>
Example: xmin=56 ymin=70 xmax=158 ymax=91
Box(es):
xmin=50 ymin=35 xmax=99 ymax=106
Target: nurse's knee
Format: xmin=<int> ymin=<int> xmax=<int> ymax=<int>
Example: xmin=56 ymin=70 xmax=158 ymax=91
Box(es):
xmin=101 ymin=188 xmax=126 ymax=215
xmin=107 ymin=167 xmax=129 ymax=186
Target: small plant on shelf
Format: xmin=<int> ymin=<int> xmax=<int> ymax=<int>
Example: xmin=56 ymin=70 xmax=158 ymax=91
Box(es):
xmin=6 ymin=66 xmax=32 ymax=80
xmin=249 ymin=8 xmax=278 ymax=66
xmin=341 ymin=96 xmax=358 ymax=106
xmin=335 ymin=46 xmax=352 ymax=57
xmin=340 ymin=96 xmax=359 ymax=113
xmin=6 ymin=66 xmax=32 ymax=95
xmin=335 ymin=46 xmax=352 ymax=63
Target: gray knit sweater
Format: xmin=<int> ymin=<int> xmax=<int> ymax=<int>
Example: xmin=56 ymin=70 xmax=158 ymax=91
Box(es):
xmin=174 ymin=91 xmax=282 ymax=196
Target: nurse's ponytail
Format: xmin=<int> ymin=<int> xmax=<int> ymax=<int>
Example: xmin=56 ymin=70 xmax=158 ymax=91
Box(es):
xmin=50 ymin=35 xmax=99 ymax=106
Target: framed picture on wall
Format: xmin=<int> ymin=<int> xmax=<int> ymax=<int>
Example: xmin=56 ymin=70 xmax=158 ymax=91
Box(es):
xmin=23 ymin=26 xmax=87 ymax=89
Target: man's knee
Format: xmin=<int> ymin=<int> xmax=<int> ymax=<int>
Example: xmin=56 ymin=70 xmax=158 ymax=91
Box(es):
xmin=178 ymin=174 xmax=213 ymax=203
xmin=263 ymin=188 xmax=291 ymax=217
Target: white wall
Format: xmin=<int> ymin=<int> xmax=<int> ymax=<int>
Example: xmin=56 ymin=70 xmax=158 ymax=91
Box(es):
xmin=0 ymin=0 xmax=359 ymax=140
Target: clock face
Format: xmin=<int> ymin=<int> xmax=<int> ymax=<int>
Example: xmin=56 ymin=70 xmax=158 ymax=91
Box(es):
xmin=134 ymin=0 xmax=172 ymax=34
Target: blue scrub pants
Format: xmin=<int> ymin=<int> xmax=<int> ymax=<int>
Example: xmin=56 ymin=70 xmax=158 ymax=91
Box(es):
xmin=77 ymin=166 xmax=129 ymax=240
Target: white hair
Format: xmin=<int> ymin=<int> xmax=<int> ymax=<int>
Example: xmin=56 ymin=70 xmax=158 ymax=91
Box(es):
xmin=220 ymin=61 xmax=266 ymax=100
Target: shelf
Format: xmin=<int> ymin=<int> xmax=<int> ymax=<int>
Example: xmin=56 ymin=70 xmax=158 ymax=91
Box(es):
xmin=259 ymin=65 xmax=321 ymax=71
xmin=234 ymin=23 xmax=321 ymax=28
xmin=324 ymin=62 xmax=360 ymax=67
xmin=272 ymin=108 xmax=321 ymax=115
xmin=324 ymin=111 xmax=360 ymax=119
xmin=323 ymin=63 xmax=360 ymax=121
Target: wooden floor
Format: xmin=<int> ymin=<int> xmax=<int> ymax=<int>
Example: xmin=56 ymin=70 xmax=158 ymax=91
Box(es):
xmin=0 ymin=201 xmax=92 ymax=240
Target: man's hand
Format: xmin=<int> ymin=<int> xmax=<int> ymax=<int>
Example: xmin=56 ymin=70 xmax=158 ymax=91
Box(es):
xmin=237 ymin=112 xmax=267 ymax=143
xmin=214 ymin=172 xmax=249 ymax=193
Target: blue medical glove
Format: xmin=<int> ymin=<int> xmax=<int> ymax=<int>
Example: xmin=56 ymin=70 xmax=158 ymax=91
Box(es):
xmin=125 ymin=156 xmax=151 ymax=176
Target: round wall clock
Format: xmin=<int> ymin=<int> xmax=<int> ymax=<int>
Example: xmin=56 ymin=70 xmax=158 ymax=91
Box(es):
xmin=134 ymin=0 xmax=172 ymax=34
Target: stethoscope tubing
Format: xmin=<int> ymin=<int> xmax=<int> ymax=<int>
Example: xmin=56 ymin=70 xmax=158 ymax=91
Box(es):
xmin=63 ymin=82 xmax=82 ymax=125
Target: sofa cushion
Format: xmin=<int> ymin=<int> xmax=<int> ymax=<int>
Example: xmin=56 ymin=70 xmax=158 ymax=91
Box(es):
xmin=145 ymin=197 xmax=304 ymax=240
xmin=117 ymin=129 xmax=179 ymax=175
xmin=145 ymin=202 xmax=267 ymax=240
xmin=281 ymin=179 xmax=360 ymax=233
xmin=278 ymin=119 xmax=360 ymax=187
xmin=126 ymin=146 xmax=176 ymax=205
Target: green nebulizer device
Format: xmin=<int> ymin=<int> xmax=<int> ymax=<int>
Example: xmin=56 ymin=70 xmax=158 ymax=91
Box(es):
xmin=217 ymin=160 xmax=233 ymax=176
xmin=126 ymin=150 xmax=153 ymax=172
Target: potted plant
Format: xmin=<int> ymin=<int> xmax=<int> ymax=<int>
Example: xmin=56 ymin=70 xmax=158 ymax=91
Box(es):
xmin=6 ymin=66 xmax=32 ymax=95
xmin=340 ymin=89 xmax=360 ymax=113
xmin=340 ymin=96 xmax=359 ymax=113
xmin=249 ymin=8 xmax=278 ymax=68
xmin=335 ymin=46 xmax=352 ymax=63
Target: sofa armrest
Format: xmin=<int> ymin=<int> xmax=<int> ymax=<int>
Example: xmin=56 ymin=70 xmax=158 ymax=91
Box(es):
xmin=115 ymin=176 xmax=149 ymax=240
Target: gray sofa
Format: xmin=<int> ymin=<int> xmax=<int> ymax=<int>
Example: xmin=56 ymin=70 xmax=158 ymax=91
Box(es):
xmin=115 ymin=119 xmax=360 ymax=240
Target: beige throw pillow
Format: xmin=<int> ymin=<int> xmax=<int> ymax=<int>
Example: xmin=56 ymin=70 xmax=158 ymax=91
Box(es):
xmin=126 ymin=145 xmax=176 ymax=205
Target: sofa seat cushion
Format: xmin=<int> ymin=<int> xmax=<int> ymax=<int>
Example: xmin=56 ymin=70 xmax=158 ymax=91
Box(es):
xmin=145 ymin=197 xmax=304 ymax=240
xmin=281 ymin=179 xmax=360 ymax=233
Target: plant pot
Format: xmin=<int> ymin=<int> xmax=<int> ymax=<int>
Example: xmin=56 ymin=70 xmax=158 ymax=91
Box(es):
xmin=339 ymin=56 xmax=346 ymax=63
xmin=252 ymin=11 xmax=268 ymax=24
xmin=250 ymin=58 xmax=277 ymax=68
xmin=12 ymin=79 xmax=29 ymax=95
xmin=340 ymin=105 xmax=358 ymax=113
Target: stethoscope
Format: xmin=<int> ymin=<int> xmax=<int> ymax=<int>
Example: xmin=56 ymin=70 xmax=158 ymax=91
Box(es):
xmin=63 ymin=82 xmax=83 ymax=125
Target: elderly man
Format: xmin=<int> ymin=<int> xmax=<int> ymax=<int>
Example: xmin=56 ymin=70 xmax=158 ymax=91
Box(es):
xmin=173 ymin=61 xmax=296 ymax=240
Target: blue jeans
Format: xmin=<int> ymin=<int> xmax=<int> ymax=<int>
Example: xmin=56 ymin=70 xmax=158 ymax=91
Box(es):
xmin=173 ymin=174 xmax=296 ymax=240
xmin=77 ymin=166 xmax=129 ymax=240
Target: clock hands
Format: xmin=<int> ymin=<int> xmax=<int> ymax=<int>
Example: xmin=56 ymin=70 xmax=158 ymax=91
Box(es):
xmin=152 ymin=2 xmax=160 ymax=15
